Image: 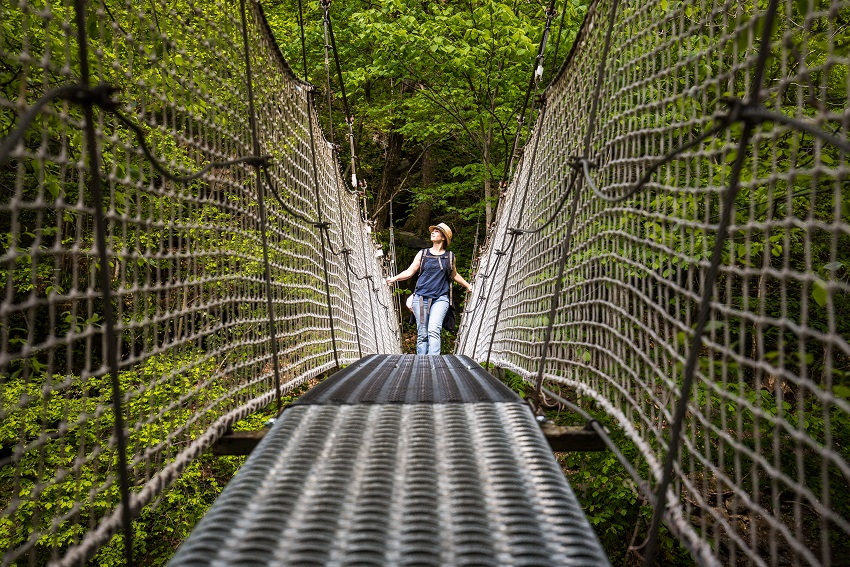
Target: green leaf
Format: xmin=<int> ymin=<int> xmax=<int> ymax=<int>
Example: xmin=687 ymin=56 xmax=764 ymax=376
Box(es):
xmin=812 ymin=278 xmax=828 ymax=307
xmin=833 ymin=385 xmax=850 ymax=399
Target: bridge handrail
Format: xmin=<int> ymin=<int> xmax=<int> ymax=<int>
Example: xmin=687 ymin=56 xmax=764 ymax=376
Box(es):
xmin=0 ymin=0 xmax=398 ymax=564
xmin=458 ymin=0 xmax=850 ymax=564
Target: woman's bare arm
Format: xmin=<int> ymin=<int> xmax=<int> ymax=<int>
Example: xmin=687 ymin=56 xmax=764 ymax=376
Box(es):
xmin=386 ymin=251 xmax=423 ymax=285
xmin=452 ymin=264 xmax=473 ymax=292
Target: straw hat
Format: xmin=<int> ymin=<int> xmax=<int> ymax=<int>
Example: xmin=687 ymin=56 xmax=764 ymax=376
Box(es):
xmin=428 ymin=223 xmax=453 ymax=246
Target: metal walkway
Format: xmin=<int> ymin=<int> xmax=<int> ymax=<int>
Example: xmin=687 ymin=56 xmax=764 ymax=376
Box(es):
xmin=168 ymin=355 xmax=610 ymax=566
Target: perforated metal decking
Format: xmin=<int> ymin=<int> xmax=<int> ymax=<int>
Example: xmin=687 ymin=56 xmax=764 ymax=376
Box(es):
xmin=169 ymin=355 xmax=610 ymax=566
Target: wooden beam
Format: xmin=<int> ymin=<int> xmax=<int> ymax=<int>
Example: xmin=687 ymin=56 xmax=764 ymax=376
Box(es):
xmin=211 ymin=430 xmax=268 ymax=456
xmin=212 ymin=420 xmax=607 ymax=456
xmin=540 ymin=422 xmax=607 ymax=452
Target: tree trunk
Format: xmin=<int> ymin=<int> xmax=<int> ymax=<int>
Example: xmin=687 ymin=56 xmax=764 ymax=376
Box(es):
xmin=403 ymin=146 xmax=435 ymax=235
xmin=483 ymin=123 xmax=494 ymax=227
xmin=373 ymin=129 xmax=404 ymax=231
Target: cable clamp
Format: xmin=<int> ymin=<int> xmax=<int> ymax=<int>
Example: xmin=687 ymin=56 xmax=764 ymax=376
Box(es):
xmin=245 ymin=155 xmax=272 ymax=167
xmin=569 ymin=156 xmax=596 ymax=171
xmin=495 ymin=249 xmax=506 ymax=256
xmin=507 ymin=227 xmax=524 ymax=236
xmin=64 ymin=83 xmax=121 ymax=112
xmin=313 ymin=221 xmax=331 ymax=230
xmin=718 ymin=96 xmax=771 ymax=127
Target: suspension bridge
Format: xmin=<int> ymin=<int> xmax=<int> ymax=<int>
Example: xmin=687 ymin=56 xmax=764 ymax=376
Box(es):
xmin=1 ymin=0 xmax=848 ymax=565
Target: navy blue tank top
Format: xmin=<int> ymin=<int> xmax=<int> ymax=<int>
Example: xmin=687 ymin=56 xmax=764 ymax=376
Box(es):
xmin=415 ymin=249 xmax=452 ymax=299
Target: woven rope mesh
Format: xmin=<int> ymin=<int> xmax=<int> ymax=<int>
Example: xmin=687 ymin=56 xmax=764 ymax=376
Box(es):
xmin=0 ymin=0 xmax=398 ymax=564
xmin=458 ymin=0 xmax=850 ymax=564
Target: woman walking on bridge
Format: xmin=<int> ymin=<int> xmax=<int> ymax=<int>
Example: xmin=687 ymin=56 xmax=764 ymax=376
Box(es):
xmin=386 ymin=223 xmax=472 ymax=355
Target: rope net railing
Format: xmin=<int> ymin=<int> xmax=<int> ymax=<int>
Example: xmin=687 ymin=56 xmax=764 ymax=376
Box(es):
xmin=458 ymin=0 xmax=850 ymax=564
xmin=0 ymin=0 xmax=399 ymax=564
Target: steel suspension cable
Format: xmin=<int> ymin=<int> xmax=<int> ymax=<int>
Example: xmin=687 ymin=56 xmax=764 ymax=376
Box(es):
xmin=331 ymin=153 xmax=364 ymax=358
xmin=463 ymin=2 xmax=559 ymax=354
xmin=358 ymin=219 xmax=380 ymax=353
xmin=297 ymin=0 xmax=340 ymax=368
xmin=240 ymin=0 xmax=284 ymax=414
xmin=498 ymin=0 xmax=558 ymax=187
xmin=485 ymin=98 xmax=549 ymax=368
xmin=548 ymin=0 xmax=569 ymax=77
xmin=531 ymin=0 xmax=622 ymax=407
xmin=320 ymin=1 xmax=363 ymax=358
xmin=324 ymin=2 xmax=360 ymax=192
xmin=641 ymin=0 xmax=781 ymax=562
xmin=469 ymin=3 xmax=558 ymax=359
xmin=71 ymin=1 xmax=134 ymax=563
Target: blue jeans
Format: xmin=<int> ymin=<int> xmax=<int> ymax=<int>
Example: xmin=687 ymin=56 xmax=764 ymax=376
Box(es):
xmin=411 ymin=294 xmax=449 ymax=355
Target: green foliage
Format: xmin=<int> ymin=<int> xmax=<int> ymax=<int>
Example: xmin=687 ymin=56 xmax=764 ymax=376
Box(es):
xmin=265 ymin=0 xmax=588 ymax=240
xmin=0 ymin=347 xmax=298 ymax=564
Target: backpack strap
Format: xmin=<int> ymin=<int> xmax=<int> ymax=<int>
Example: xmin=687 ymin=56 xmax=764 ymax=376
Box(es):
xmin=417 ymin=248 xmax=428 ymax=274
xmin=448 ymin=251 xmax=454 ymax=305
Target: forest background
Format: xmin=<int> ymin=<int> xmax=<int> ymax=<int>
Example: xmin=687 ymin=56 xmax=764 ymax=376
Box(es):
xmin=265 ymin=0 xmax=589 ymax=283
